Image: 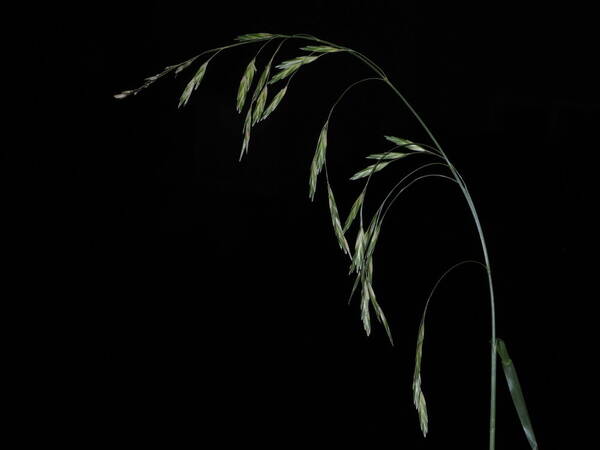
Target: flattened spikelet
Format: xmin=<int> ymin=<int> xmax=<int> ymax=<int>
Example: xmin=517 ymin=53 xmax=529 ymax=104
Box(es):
xmin=366 ymin=152 xmax=409 ymax=160
xmin=309 ymin=122 xmax=329 ymax=200
xmin=270 ymin=55 xmax=320 ymax=84
xmin=252 ymin=86 xmax=268 ymax=125
xmin=327 ymin=183 xmax=351 ymax=255
xmin=343 ymin=191 xmax=364 ymax=233
xmin=413 ymin=321 xmax=429 ymax=436
xmin=350 ymin=226 xmax=366 ymax=274
xmin=269 ymin=65 xmax=300 ymax=84
xmin=365 ymin=218 xmax=381 ymax=259
xmin=371 ymin=292 xmax=394 ymax=345
xmin=240 ymin=105 xmax=253 ymax=159
xmin=237 ymin=58 xmax=257 ymax=113
xmin=174 ymin=59 xmax=195 ymax=75
xmin=114 ymin=58 xmax=197 ymax=99
xmin=261 ymin=86 xmax=287 ymax=121
xmin=235 ymin=33 xmax=274 ymax=41
xmin=300 ymin=45 xmax=343 ymax=53
xmin=178 ymin=61 xmax=209 ymax=108
xmin=350 ymin=161 xmax=392 ymax=180
xmin=276 ymin=56 xmax=319 ymax=69
xmin=113 ymin=90 xmax=134 ymax=99
xmin=252 ymin=64 xmax=271 ymax=102
xmin=384 ymin=135 xmax=426 ymax=152
xmin=360 ymin=275 xmax=372 ymax=336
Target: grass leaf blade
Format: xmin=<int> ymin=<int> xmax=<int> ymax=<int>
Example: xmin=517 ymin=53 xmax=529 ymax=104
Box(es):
xmin=497 ymin=339 xmax=538 ymax=450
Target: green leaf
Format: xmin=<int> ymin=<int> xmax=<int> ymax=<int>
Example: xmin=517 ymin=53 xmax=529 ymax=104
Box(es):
xmin=342 ymin=191 xmax=364 ymax=233
xmin=236 ymin=58 xmax=257 ymax=113
xmin=349 ymin=161 xmax=392 ymax=181
xmin=326 ymin=183 xmax=351 ymax=255
xmin=178 ymin=61 xmax=209 ymax=108
xmin=261 ymin=86 xmax=287 ymax=121
xmin=252 ymin=86 xmax=268 ymax=125
xmin=497 ymin=339 xmax=538 ymax=450
xmin=235 ymin=33 xmax=274 ymax=41
xmin=384 ymin=135 xmax=426 ymax=152
xmin=366 ymin=152 xmax=409 ymax=160
xmin=413 ymin=320 xmax=428 ymax=437
xmin=300 ymin=45 xmax=343 ymax=53
xmin=309 ymin=122 xmax=329 ymax=200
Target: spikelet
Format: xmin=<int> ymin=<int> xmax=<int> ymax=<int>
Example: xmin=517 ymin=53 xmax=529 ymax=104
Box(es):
xmin=236 ymin=58 xmax=257 ymax=113
xmin=326 ymin=183 xmax=351 ymax=255
xmin=178 ymin=61 xmax=209 ymax=108
xmin=261 ymin=86 xmax=287 ymax=121
xmin=413 ymin=321 xmax=428 ymax=436
xmin=235 ymin=33 xmax=275 ymax=42
xmin=350 ymin=162 xmax=392 ymax=181
xmin=342 ymin=191 xmax=365 ymax=233
xmin=308 ymin=122 xmax=329 ymax=200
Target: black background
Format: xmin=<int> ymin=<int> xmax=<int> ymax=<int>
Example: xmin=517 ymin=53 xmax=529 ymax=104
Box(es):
xmin=22 ymin=1 xmax=597 ymax=448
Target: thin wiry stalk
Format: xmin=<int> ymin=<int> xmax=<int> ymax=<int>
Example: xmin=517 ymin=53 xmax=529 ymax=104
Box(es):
xmin=320 ymin=76 xmax=385 ymax=225
xmin=413 ymin=259 xmax=488 ymax=435
xmin=387 ymin=75 xmax=498 ymax=450
xmin=344 ymin=162 xmax=451 ymax=308
xmin=421 ymin=260 xmax=488 ymax=320
xmin=374 ymin=162 xmax=451 ymax=218
xmin=357 ymin=143 xmax=440 ymax=227
xmin=380 ymin=174 xmax=457 ymax=221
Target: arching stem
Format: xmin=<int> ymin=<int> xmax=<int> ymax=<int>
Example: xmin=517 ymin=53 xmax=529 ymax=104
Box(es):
xmin=384 ymin=72 xmax=498 ymax=450
xmin=288 ymin=34 xmax=499 ymax=450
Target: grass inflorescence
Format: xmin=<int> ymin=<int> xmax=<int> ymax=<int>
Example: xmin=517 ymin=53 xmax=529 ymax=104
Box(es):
xmin=114 ymin=32 xmax=539 ymax=450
